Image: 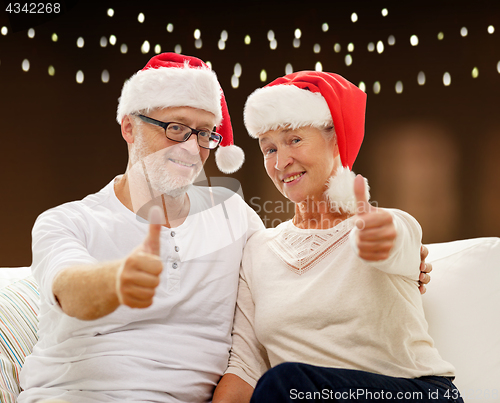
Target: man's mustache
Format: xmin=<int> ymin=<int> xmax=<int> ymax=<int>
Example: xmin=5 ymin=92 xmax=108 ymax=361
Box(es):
xmin=146 ymin=149 xmax=202 ymax=166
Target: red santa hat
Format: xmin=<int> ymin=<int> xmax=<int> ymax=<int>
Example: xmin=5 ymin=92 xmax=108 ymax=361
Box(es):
xmin=244 ymin=71 xmax=366 ymax=169
xmin=116 ymin=52 xmax=244 ymax=174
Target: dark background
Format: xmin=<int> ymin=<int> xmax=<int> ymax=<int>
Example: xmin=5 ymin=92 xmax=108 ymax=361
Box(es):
xmin=0 ymin=0 xmax=499 ymax=266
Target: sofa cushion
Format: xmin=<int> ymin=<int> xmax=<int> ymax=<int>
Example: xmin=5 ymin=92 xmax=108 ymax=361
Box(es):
xmin=0 ymin=267 xmax=32 ymax=290
xmin=0 ymin=276 xmax=39 ymax=402
xmin=425 ymin=237 xmax=500 ymax=402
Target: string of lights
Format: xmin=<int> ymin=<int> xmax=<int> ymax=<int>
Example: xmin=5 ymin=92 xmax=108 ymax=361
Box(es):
xmin=1 ymin=5 xmax=498 ymax=93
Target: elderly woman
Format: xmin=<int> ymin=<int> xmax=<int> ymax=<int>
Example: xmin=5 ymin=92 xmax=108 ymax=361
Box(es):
xmin=213 ymin=72 xmax=462 ymax=403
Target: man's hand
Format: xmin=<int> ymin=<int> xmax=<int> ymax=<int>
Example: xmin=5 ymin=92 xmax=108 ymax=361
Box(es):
xmin=116 ymin=206 xmax=163 ymax=308
xmin=418 ymin=245 xmax=432 ymax=294
xmin=353 ymin=174 xmax=397 ymax=261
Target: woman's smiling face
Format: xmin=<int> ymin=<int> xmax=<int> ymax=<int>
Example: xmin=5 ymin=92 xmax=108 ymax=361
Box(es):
xmin=259 ymin=126 xmax=341 ymax=204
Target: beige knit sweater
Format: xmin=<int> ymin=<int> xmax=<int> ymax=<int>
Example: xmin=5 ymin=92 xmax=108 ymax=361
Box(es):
xmin=225 ymin=209 xmax=455 ymax=387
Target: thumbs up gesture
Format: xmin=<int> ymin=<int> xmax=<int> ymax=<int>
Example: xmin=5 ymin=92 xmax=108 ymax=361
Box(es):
xmin=353 ymin=175 xmax=397 ymax=261
xmin=116 ymin=206 xmax=164 ymax=308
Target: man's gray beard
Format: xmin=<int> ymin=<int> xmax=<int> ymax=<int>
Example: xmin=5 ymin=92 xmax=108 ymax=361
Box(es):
xmin=130 ymin=131 xmax=202 ymax=198
xmin=147 ymin=166 xmax=194 ymax=198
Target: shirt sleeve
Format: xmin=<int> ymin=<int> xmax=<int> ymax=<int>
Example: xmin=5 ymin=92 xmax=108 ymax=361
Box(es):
xmin=349 ymin=209 xmax=422 ymax=280
xmin=244 ymin=202 xmax=266 ymax=240
xmin=31 ymin=205 xmax=98 ymax=307
xmin=216 ymin=189 xmax=265 ymax=245
xmin=224 ymin=240 xmax=270 ymax=388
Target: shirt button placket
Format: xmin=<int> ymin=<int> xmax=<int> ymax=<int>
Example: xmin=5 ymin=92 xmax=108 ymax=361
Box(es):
xmin=168 ymin=230 xmax=181 ymax=293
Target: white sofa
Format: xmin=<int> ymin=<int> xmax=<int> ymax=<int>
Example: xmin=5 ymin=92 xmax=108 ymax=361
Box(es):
xmin=0 ymin=238 xmax=499 ymax=402
xmin=423 ymin=237 xmax=500 ymax=402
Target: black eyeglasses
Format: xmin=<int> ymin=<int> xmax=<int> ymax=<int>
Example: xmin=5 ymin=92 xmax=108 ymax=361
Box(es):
xmin=136 ymin=114 xmax=223 ymax=150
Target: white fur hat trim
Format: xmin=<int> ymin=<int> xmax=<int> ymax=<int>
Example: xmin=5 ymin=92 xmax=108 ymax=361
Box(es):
xmin=116 ymin=65 xmax=222 ymax=124
xmin=325 ymin=166 xmax=370 ymax=215
xmin=244 ymin=84 xmax=332 ymax=137
xmin=215 ymin=144 xmax=245 ymax=174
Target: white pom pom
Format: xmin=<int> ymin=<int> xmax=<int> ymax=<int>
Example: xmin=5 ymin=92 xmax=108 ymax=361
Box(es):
xmin=324 ymin=166 xmax=370 ymax=214
xmin=215 ymin=144 xmax=245 ymax=174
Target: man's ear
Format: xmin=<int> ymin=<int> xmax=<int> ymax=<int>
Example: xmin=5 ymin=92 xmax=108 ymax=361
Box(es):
xmin=121 ymin=115 xmax=135 ymax=144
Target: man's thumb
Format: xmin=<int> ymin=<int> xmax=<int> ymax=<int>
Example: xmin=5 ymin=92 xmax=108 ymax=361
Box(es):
xmin=354 ymin=174 xmax=370 ymax=215
xmin=144 ymin=205 xmax=162 ymax=256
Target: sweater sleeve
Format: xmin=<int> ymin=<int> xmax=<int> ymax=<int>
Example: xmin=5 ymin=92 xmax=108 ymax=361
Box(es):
xmin=224 ymin=242 xmax=271 ymax=388
xmin=349 ymin=209 xmax=422 ymax=280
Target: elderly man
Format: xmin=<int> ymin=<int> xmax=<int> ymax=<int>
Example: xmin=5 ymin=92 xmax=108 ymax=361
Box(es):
xmin=18 ymin=53 xmax=264 ymax=403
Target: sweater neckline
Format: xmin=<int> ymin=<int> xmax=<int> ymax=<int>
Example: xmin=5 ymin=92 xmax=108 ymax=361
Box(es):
xmin=269 ymin=218 xmax=354 ymax=275
xmin=285 ymin=216 xmax=355 ymax=234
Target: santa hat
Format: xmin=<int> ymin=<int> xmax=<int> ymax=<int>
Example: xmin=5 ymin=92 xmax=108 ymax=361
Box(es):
xmin=244 ymin=71 xmax=366 ymax=169
xmin=117 ymin=52 xmax=244 ymax=174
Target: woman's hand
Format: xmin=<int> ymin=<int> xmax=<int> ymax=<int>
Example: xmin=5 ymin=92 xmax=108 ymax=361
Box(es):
xmin=213 ymin=374 xmax=253 ymax=403
xmin=353 ymin=175 xmax=397 ymax=261
xmin=354 ymin=175 xmax=432 ymax=293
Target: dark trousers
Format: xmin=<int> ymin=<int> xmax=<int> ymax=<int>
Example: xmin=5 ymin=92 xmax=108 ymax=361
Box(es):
xmin=250 ymin=363 xmax=464 ymax=402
